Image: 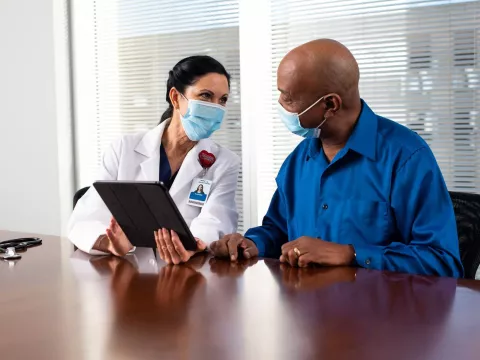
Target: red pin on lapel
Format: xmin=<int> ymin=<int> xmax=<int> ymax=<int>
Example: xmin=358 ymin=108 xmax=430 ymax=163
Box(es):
xmin=198 ymin=150 xmax=216 ymax=169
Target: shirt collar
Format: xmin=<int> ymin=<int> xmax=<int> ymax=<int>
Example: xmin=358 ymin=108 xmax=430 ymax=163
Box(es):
xmin=344 ymin=100 xmax=377 ymax=161
xmin=306 ymin=99 xmax=377 ymax=161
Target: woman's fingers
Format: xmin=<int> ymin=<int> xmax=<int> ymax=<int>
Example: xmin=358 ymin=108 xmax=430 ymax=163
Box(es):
xmin=106 ymin=228 xmax=115 ymax=242
xmin=196 ymin=238 xmax=208 ymax=252
xmin=155 ymin=230 xmax=166 ymax=260
xmin=163 ymin=228 xmax=181 ymax=265
xmin=110 ymin=218 xmax=118 ymax=233
xmin=170 ymin=230 xmax=190 ymax=262
xmin=158 ymin=228 xmax=172 ymax=264
xmin=157 ymin=229 xmax=199 ymax=265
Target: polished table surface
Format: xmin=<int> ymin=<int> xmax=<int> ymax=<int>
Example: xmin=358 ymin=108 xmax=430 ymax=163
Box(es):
xmin=2 ymin=231 xmax=480 ymax=360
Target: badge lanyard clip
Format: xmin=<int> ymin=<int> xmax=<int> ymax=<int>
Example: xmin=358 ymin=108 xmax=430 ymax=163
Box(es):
xmin=198 ymin=150 xmax=216 ymax=177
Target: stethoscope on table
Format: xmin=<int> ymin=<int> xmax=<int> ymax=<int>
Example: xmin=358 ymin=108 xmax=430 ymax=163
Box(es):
xmin=0 ymin=238 xmax=42 ymax=261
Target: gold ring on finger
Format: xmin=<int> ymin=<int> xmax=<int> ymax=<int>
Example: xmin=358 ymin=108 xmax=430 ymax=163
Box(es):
xmin=293 ymin=247 xmax=301 ymax=258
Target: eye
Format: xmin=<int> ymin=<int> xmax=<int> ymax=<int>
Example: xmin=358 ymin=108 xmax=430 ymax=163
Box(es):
xmin=200 ymin=92 xmax=212 ymax=100
xmin=220 ymin=96 xmax=228 ymax=105
xmin=281 ymin=94 xmax=292 ymax=104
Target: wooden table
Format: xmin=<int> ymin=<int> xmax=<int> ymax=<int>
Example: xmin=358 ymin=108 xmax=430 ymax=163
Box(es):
xmin=1 ymin=231 xmax=480 ymax=360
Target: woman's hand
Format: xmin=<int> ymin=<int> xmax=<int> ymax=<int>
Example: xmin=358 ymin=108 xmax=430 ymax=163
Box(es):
xmin=105 ymin=218 xmax=134 ymax=257
xmin=154 ymin=228 xmax=207 ymax=264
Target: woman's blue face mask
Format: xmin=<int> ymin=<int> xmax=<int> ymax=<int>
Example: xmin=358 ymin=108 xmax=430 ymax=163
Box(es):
xmin=179 ymin=93 xmax=226 ymax=141
xmin=277 ymin=95 xmax=328 ymax=138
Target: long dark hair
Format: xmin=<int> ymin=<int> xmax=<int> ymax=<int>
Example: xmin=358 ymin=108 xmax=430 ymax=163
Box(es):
xmin=159 ymin=55 xmax=231 ymax=123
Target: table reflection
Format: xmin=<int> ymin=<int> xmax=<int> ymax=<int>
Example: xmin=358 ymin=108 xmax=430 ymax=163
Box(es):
xmin=265 ymin=261 xmax=457 ymax=360
xmin=265 ymin=260 xmax=356 ymax=290
xmin=209 ymin=257 xmax=259 ymax=277
xmin=71 ymin=250 xmax=208 ymax=359
xmin=106 ymin=254 xmax=207 ymax=359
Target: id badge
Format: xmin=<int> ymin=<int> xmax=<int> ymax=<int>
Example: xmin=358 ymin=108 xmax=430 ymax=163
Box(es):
xmin=187 ymin=178 xmax=212 ymax=208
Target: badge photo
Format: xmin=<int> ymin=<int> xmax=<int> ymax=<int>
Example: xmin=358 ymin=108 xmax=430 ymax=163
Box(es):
xmin=187 ymin=178 xmax=213 ymax=208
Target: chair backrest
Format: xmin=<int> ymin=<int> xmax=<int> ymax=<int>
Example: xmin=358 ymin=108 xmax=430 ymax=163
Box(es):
xmin=72 ymin=186 xmax=90 ymax=252
xmin=73 ymin=186 xmax=90 ymax=209
xmin=449 ymin=191 xmax=480 ymax=279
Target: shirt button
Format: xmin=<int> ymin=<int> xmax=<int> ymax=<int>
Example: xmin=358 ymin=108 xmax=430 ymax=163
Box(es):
xmin=365 ymin=259 xmax=371 ymax=265
xmin=322 ymin=204 xmax=328 ymax=210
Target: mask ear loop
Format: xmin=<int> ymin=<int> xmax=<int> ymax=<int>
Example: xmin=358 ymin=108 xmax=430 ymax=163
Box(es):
xmin=298 ymin=95 xmax=325 ymax=117
xmin=313 ymin=116 xmax=328 ymax=138
xmin=175 ymin=90 xmax=189 ymax=118
xmin=179 ymin=92 xmax=189 ymax=102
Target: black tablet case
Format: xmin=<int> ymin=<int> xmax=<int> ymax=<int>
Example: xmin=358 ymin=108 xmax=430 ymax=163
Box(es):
xmin=93 ymin=181 xmax=197 ymax=251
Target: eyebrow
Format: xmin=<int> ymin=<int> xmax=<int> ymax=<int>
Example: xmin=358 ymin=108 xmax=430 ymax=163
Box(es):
xmin=278 ymin=88 xmax=289 ymax=95
xmin=198 ymin=89 xmax=229 ymax=98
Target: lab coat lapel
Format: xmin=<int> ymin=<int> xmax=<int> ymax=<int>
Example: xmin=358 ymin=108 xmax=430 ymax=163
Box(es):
xmin=169 ymin=139 xmax=214 ymax=199
xmin=135 ymin=122 xmax=167 ymax=181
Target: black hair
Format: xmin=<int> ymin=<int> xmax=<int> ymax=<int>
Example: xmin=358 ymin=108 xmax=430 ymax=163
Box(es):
xmin=159 ymin=55 xmax=231 ymax=123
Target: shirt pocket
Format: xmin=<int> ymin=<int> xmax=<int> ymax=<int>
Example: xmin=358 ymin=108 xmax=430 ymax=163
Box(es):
xmin=339 ymin=199 xmax=392 ymax=245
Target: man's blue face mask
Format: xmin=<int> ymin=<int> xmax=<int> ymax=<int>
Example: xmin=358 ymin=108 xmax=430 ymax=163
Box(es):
xmin=277 ymin=95 xmax=328 ymax=138
xmin=179 ymin=92 xmax=226 ymax=141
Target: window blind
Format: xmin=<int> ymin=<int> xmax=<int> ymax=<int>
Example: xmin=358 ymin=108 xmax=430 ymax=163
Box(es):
xmin=72 ymin=0 xmax=244 ymax=230
xmin=255 ymin=0 xmax=479 ymax=221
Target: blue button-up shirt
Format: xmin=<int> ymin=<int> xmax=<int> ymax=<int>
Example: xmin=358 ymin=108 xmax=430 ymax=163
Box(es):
xmin=245 ymin=101 xmax=463 ymax=278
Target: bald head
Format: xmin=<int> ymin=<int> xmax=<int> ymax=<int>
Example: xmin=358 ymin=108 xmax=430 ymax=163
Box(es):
xmin=278 ymin=39 xmax=360 ymax=109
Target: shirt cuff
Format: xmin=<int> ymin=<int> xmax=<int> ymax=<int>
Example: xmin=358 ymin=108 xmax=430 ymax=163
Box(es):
xmin=352 ymin=243 xmax=384 ymax=270
xmin=190 ymin=225 xmax=219 ymax=246
xmin=244 ymin=233 xmax=266 ymax=257
xmin=68 ymin=221 xmax=109 ymax=255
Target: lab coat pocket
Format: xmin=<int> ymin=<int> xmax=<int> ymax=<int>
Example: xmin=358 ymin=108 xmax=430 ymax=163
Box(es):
xmin=340 ymin=199 xmax=391 ymax=245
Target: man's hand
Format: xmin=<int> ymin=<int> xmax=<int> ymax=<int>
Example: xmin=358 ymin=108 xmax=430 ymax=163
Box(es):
xmin=279 ymin=263 xmax=356 ymax=290
xmin=210 ymin=233 xmax=259 ymax=261
xmin=280 ymin=236 xmax=355 ymax=267
xmin=209 ymin=257 xmax=258 ymax=277
xmin=154 ymin=228 xmax=207 ymax=265
xmin=94 ymin=218 xmax=134 ymax=257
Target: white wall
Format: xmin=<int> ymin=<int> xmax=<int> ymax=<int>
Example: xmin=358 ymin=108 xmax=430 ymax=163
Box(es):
xmin=0 ymin=0 xmax=73 ymax=236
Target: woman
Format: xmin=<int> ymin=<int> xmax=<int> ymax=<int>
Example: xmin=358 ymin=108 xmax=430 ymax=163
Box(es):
xmin=68 ymin=55 xmax=240 ymax=264
xmin=189 ymin=184 xmax=207 ymax=202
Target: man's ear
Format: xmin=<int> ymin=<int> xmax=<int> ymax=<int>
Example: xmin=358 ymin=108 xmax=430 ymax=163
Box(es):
xmin=324 ymin=94 xmax=342 ymax=118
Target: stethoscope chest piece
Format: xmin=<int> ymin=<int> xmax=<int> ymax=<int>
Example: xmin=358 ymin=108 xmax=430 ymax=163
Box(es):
xmin=0 ymin=247 xmax=22 ymax=261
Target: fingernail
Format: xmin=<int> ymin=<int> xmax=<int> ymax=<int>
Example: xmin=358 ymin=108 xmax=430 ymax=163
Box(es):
xmin=244 ymin=251 xmax=250 ymax=259
xmin=231 ymin=255 xmax=235 ymax=261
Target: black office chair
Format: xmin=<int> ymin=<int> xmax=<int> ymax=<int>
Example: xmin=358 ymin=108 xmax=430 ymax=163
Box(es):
xmin=73 ymin=186 xmax=90 ymax=209
xmin=449 ymin=191 xmax=480 ymax=279
xmin=72 ymin=186 xmax=90 ymax=252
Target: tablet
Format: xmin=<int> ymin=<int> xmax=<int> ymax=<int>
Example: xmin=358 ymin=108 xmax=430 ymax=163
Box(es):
xmin=93 ymin=181 xmax=197 ymax=251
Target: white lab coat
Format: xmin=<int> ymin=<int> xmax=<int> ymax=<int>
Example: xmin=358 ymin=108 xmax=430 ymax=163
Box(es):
xmin=68 ymin=121 xmax=240 ymax=254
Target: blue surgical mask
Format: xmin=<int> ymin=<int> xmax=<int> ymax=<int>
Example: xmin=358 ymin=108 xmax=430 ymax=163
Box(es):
xmin=179 ymin=94 xmax=226 ymax=141
xmin=277 ymin=95 xmax=327 ymax=138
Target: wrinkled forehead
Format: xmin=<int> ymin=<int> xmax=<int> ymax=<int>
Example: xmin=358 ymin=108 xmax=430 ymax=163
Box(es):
xmin=277 ymin=56 xmax=319 ymax=99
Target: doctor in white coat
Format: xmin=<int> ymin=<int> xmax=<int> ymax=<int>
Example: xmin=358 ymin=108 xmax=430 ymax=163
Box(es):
xmin=68 ymin=55 xmax=240 ymax=264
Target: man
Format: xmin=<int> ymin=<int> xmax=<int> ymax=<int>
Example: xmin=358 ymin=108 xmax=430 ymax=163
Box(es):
xmin=211 ymin=39 xmax=463 ymax=277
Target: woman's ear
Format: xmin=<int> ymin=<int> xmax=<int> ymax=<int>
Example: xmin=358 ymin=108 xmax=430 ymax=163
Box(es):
xmin=169 ymin=88 xmax=181 ymax=110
